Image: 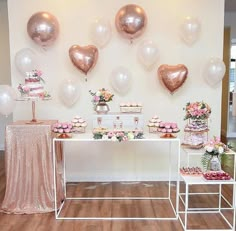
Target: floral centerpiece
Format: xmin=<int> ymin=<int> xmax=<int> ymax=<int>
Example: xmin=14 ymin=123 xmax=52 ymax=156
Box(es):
xmin=52 ymin=122 xmax=73 ymax=138
xmin=183 ymin=101 xmax=211 ymax=121
xmin=89 ymin=88 xmax=114 ymax=114
xmin=93 ymin=130 xmax=144 ymax=142
xmin=201 ymin=136 xmax=229 ymax=171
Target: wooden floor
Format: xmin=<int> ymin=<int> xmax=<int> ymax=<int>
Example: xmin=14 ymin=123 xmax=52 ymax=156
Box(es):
xmin=0 ymin=151 xmax=235 ymax=231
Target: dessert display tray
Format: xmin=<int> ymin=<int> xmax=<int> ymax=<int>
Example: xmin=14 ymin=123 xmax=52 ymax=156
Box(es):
xmin=180 ymin=167 xmax=203 ymax=176
xmin=203 ymin=171 xmax=232 ymax=181
xmin=120 ymin=106 xmax=142 ymax=113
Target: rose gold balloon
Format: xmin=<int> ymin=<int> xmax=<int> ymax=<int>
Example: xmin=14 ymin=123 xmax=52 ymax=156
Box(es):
xmin=158 ymin=64 xmax=188 ymax=94
xmin=69 ymin=45 xmax=98 ymax=76
xmin=115 ymin=4 xmax=147 ymax=42
xmin=27 ymin=12 xmax=59 ymax=47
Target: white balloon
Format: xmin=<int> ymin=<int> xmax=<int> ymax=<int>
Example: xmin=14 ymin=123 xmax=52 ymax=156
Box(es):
xmin=0 ymin=85 xmax=17 ymax=116
xmin=138 ymin=40 xmax=159 ymax=69
xmin=15 ymin=48 xmax=38 ymax=76
xmin=110 ymin=66 xmax=132 ymax=95
xmin=180 ymin=16 xmax=201 ymax=45
xmin=90 ymin=18 xmax=112 ymax=48
xmin=59 ymin=79 xmax=80 ymax=107
xmin=204 ymin=57 xmax=226 ymax=86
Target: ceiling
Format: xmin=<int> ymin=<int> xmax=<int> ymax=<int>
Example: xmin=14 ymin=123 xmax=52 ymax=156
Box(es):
xmin=225 ymin=0 xmax=236 ymax=12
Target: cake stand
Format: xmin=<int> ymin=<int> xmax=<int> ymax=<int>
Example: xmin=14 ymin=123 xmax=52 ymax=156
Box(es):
xmin=16 ymin=96 xmax=51 ymax=124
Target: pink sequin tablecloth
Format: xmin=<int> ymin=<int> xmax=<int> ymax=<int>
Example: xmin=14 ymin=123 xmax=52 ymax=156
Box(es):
xmin=1 ymin=120 xmax=64 ymax=214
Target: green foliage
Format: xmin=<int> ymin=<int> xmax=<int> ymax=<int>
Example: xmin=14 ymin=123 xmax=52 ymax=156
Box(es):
xmin=201 ymin=152 xmax=228 ymax=171
xmin=93 ymin=133 xmax=103 ymax=140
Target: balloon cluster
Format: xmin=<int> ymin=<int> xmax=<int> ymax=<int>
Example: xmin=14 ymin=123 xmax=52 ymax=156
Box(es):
xmin=10 ymin=5 xmax=225 ymax=114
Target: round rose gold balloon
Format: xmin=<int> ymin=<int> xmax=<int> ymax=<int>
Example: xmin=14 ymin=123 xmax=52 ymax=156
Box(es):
xmin=158 ymin=64 xmax=188 ymax=94
xmin=27 ymin=12 xmax=59 ymax=47
xmin=69 ymin=45 xmax=98 ymax=76
xmin=115 ymin=4 xmax=147 ymax=42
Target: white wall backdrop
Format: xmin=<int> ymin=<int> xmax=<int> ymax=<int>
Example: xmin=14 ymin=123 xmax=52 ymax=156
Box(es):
xmin=7 ymin=0 xmax=224 ymax=181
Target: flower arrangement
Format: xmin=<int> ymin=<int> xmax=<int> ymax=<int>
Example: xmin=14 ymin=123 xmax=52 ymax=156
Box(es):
xmin=183 ymin=101 xmax=211 ymax=120
xmin=201 ymin=136 xmax=229 ymax=171
xmin=204 ymin=136 xmax=228 ymax=155
xmin=93 ymin=130 xmax=144 ymax=142
xmin=52 ymin=122 xmax=73 ymax=138
xmin=89 ymin=88 xmax=114 ymax=105
xmin=18 ymin=84 xmax=30 ymax=95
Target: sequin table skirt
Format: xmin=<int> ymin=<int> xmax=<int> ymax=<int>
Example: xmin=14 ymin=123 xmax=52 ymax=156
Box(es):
xmin=0 ymin=120 xmax=64 ymax=214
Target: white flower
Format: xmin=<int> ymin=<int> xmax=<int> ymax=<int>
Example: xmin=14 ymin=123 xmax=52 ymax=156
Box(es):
xmin=127 ymin=132 xmax=134 ymax=140
xmin=111 ymin=135 xmax=118 ymax=141
xmin=102 ymin=134 xmax=109 ymax=140
xmin=206 ymin=146 xmax=214 ymax=153
xmin=96 ymin=91 xmax=101 ymax=96
xmin=218 ymin=146 xmax=224 ymax=154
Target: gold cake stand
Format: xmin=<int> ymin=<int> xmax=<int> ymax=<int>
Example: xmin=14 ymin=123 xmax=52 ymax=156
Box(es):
xmin=16 ymin=96 xmax=51 ymax=124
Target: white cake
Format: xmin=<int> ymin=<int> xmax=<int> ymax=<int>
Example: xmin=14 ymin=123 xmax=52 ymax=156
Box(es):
xmin=18 ymin=70 xmax=48 ymax=98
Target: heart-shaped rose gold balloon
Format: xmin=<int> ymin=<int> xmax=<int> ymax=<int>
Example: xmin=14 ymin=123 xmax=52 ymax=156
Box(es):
xmin=158 ymin=64 xmax=188 ymax=94
xmin=69 ymin=45 xmax=98 ymax=76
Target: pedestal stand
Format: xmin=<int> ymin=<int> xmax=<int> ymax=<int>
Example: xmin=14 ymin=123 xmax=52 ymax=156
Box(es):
xmin=17 ymin=97 xmax=51 ymax=124
xmin=26 ymin=100 xmax=43 ymax=124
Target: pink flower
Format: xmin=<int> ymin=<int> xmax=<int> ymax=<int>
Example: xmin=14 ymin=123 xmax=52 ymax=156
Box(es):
xmin=107 ymin=131 xmax=114 ymax=138
xmin=94 ymin=96 xmax=100 ymax=102
xmin=36 ymin=70 xmax=42 ymax=76
xmin=123 ymin=136 xmax=128 ymax=141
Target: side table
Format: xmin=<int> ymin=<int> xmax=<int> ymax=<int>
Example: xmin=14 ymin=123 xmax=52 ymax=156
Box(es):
xmin=1 ymin=120 xmax=64 ymax=214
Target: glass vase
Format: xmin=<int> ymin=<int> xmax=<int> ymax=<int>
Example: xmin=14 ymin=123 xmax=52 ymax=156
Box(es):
xmin=208 ymin=155 xmax=221 ymax=171
xmin=95 ymin=102 xmax=110 ymax=114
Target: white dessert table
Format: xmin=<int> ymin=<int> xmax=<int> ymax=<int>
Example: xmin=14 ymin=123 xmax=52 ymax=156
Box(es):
xmin=179 ymin=148 xmax=236 ymax=231
xmin=52 ymin=132 xmax=181 ymax=220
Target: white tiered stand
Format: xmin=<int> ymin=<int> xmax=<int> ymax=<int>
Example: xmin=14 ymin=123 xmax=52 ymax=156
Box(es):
xmin=52 ymin=132 xmax=181 ymax=220
xmin=179 ymin=148 xmax=236 ymax=231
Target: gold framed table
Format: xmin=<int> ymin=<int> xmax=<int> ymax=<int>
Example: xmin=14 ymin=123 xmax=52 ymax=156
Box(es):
xmin=1 ymin=120 xmax=64 ymax=214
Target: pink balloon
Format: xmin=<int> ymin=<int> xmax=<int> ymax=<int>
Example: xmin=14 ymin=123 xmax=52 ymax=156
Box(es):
xmin=27 ymin=12 xmax=59 ymax=47
xmin=158 ymin=64 xmax=188 ymax=94
xmin=69 ymin=45 xmax=99 ymax=77
xmin=115 ymin=4 xmax=147 ymax=42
